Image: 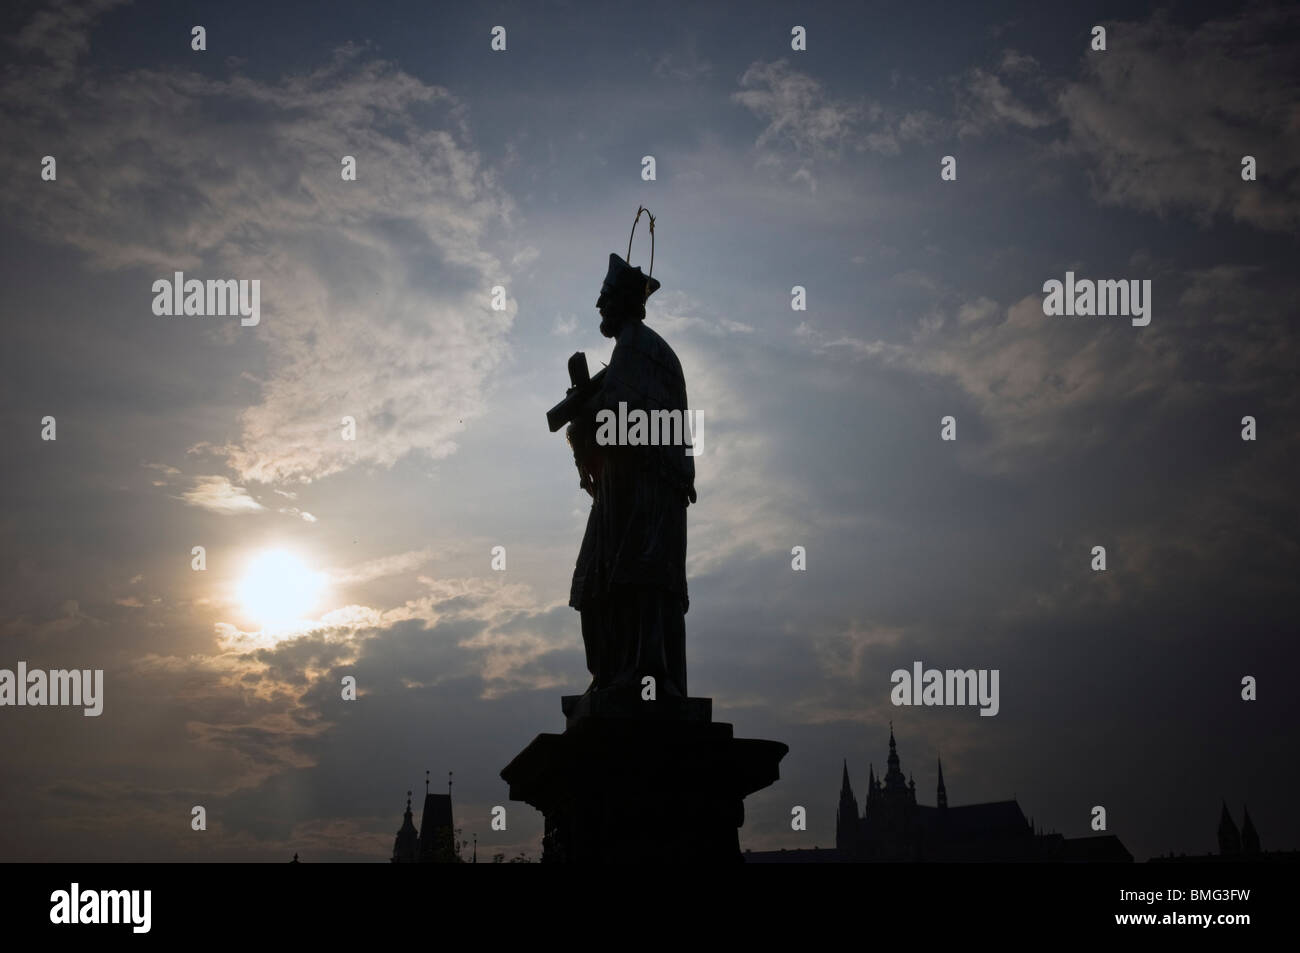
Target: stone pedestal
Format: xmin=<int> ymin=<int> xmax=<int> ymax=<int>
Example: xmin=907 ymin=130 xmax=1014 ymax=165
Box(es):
xmin=501 ymin=690 xmax=787 ymax=863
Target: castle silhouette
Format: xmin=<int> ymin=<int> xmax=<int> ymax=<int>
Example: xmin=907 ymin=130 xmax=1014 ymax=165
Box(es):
xmin=748 ymin=726 xmax=1131 ymax=862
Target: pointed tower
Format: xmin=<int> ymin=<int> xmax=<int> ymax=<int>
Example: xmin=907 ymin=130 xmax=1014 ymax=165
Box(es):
xmin=391 ymin=791 xmax=419 ymax=863
xmin=836 ymin=759 xmax=860 ymax=852
xmin=866 ymin=763 xmax=878 ymax=808
xmin=936 ymin=757 xmax=948 ymax=810
xmin=1241 ymin=805 xmax=1260 ymax=854
xmin=1217 ymin=800 xmax=1241 ymax=855
xmin=883 ymin=723 xmax=909 ymax=798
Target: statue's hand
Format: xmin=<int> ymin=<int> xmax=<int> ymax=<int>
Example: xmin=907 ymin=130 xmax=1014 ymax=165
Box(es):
xmin=567 ymin=423 xmax=597 ymax=497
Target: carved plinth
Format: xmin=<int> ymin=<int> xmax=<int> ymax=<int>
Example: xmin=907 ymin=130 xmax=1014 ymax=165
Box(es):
xmin=501 ymin=701 xmax=787 ymax=863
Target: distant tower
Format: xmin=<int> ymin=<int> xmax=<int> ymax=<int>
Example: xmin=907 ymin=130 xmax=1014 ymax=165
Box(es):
xmin=418 ymin=773 xmax=457 ymax=863
xmin=836 ymin=760 xmax=860 ymax=851
xmin=866 ymin=763 xmax=878 ymax=807
xmin=1241 ymin=805 xmax=1260 ymax=854
xmin=1217 ymin=800 xmax=1241 ymax=855
xmin=391 ymin=791 xmax=419 ymax=863
xmin=936 ymin=757 xmax=948 ymax=810
xmin=883 ymin=724 xmax=909 ymax=798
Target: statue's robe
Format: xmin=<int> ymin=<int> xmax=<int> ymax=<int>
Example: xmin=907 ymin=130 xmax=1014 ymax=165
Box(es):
xmin=568 ymin=318 xmax=696 ymax=698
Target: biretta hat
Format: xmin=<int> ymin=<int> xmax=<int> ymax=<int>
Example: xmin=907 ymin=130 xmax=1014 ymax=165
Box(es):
xmin=604 ymin=206 xmax=660 ymax=301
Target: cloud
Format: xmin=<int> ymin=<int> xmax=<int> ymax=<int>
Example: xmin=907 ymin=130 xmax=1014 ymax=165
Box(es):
xmin=794 ymin=321 xmax=902 ymax=363
xmin=0 ymin=26 xmax=521 ymax=487
xmin=958 ymin=64 xmax=1057 ymax=135
xmin=652 ymin=39 xmax=713 ymax=82
xmin=733 ymin=59 xmax=866 ymax=158
xmin=998 ymin=49 xmax=1039 ymax=74
xmin=277 ymin=507 xmax=318 ymax=522
xmin=1057 ymin=6 xmax=1300 ymax=230
xmin=652 ymin=293 xmax=756 ymax=338
xmin=7 ymin=0 xmax=130 ymax=89
xmin=327 ymin=549 xmax=433 ymax=586
xmin=179 ymin=475 xmax=265 ymax=514
xmin=731 ymin=59 xmax=947 ymax=189
xmin=796 ymin=254 xmax=1297 ymax=480
xmin=909 ymin=290 xmax=1173 ymax=463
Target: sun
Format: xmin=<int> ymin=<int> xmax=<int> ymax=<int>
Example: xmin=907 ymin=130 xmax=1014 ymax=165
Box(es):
xmin=236 ymin=549 xmax=326 ymax=629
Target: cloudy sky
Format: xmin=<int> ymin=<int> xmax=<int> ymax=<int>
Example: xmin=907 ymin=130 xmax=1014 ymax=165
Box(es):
xmin=1 ymin=0 xmax=1296 ymax=862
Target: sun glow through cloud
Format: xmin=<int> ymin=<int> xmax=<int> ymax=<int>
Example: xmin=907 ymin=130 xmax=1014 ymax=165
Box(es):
xmin=236 ymin=549 xmax=327 ymax=630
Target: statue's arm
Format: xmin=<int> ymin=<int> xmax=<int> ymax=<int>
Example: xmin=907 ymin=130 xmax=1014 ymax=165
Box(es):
xmin=566 ymin=388 xmax=606 ymax=497
xmin=565 ymin=336 xmax=645 ymax=494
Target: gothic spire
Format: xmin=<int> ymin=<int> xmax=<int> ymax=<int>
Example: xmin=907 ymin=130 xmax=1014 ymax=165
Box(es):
xmin=391 ymin=790 xmax=419 ymax=863
xmin=1218 ymin=799 xmax=1241 ymax=855
xmin=1241 ymin=805 xmax=1260 ymax=854
xmin=937 ymin=756 xmax=948 ymax=809
xmin=883 ymin=724 xmax=907 ymax=794
xmin=836 ymin=759 xmax=861 ymax=851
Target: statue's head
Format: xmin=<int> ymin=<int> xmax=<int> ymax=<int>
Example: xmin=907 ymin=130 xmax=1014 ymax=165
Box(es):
xmin=597 ymin=253 xmax=659 ymax=337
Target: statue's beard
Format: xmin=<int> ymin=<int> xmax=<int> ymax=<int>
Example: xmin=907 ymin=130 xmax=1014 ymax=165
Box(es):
xmin=600 ymin=299 xmax=640 ymax=337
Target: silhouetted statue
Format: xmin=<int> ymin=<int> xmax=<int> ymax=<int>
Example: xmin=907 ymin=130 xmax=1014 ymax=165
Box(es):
xmin=550 ymin=208 xmax=695 ymax=701
xmin=510 ymin=210 xmax=786 ymax=863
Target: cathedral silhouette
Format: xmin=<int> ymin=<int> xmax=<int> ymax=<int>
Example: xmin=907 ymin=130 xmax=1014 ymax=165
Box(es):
xmin=749 ymin=726 xmax=1131 ymax=862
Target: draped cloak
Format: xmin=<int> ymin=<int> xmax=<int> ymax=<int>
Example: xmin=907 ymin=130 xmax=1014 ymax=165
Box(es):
xmin=567 ymin=318 xmax=696 ymax=697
